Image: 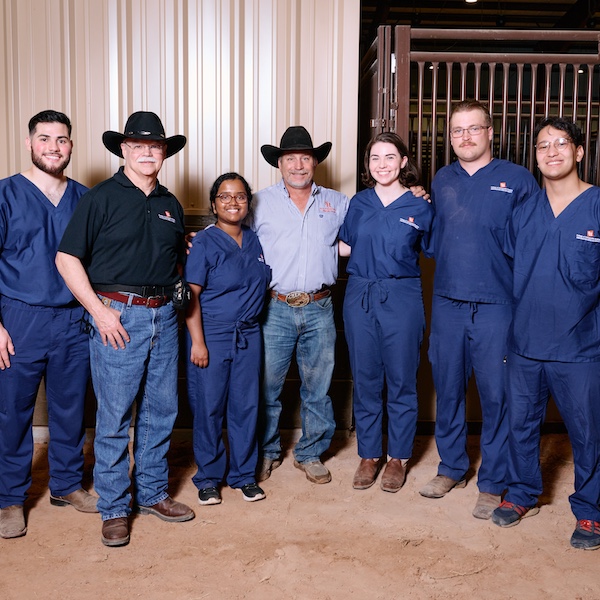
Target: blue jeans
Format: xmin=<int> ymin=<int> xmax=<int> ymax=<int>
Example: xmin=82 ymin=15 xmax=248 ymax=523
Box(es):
xmin=89 ymin=298 xmax=179 ymax=520
xmin=259 ymin=295 xmax=336 ymax=464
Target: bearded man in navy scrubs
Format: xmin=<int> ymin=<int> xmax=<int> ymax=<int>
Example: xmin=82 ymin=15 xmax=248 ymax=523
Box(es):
xmin=0 ymin=110 xmax=96 ymax=540
xmin=492 ymin=117 xmax=600 ymax=551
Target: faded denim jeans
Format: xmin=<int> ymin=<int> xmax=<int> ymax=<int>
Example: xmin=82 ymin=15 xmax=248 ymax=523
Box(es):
xmin=258 ymin=295 xmax=336 ymax=464
xmin=89 ymin=298 xmax=179 ymax=520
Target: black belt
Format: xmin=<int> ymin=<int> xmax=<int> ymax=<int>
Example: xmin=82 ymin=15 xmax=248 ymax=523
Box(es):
xmin=93 ymin=284 xmax=175 ymax=297
xmin=270 ymin=288 xmax=331 ymax=308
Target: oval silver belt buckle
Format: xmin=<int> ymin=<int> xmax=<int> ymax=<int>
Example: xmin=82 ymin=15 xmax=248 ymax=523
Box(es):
xmin=285 ymin=291 xmax=310 ymax=307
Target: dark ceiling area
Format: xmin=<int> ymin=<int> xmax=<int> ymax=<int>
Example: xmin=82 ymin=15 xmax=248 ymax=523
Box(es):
xmin=360 ymin=0 xmax=600 ymax=49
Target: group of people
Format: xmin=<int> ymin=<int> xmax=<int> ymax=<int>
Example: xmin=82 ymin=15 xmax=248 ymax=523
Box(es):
xmin=0 ymin=102 xmax=598 ymax=552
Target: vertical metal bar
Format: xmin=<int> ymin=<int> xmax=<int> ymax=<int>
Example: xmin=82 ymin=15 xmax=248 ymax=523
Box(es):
xmin=544 ymin=64 xmax=552 ymax=118
xmin=529 ymin=64 xmax=538 ymax=170
xmin=374 ymin=25 xmax=391 ymax=135
xmin=416 ymin=61 xmax=425 ymax=173
xmin=474 ymin=63 xmax=482 ymax=101
xmin=515 ymin=63 xmax=524 ymax=164
xmin=444 ymin=62 xmax=452 ymax=168
xmin=558 ymin=63 xmax=567 ymax=118
xmin=424 ymin=117 xmax=430 ymax=182
xmin=430 ymin=61 xmax=440 ymax=179
xmin=394 ymin=26 xmax=411 ymax=141
xmin=501 ymin=63 xmax=510 ymax=158
xmin=583 ymin=64 xmax=594 ymax=182
xmin=460 ymin=62 xmax=468 ymax=99
xmin=572 ymin=64 xmax=580 ymax=123
xmin=488 ymin=63 xmax=496 ymax=156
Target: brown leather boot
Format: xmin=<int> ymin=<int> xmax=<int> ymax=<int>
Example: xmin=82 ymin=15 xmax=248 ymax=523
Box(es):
xmin=352 ymin=457 xmax=384 ymax=489
xmin=101 ymin=517 xmax=130 ymax=547
xmin=380 ymin=459 xmax=406 ymax=493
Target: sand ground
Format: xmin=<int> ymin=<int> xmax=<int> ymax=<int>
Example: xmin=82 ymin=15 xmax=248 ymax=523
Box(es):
xmin=1 ymin=432 xmax=598 ymax=600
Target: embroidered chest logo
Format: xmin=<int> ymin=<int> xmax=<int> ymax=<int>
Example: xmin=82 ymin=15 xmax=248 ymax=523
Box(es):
xmin=158 ymin=210 xmax=176 ymax=223
xmin=319 ymin=201 xmax=337 ymax=214
xmin=490 ymin=181 xmax=514 ymax=194
xmin=399 ymin=216 xmax=420 ymax=230
xmin=576 ymin=230 xmax=600 ymax=243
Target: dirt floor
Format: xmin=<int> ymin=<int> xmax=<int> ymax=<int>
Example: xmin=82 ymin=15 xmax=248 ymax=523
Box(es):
xmin=1 ymin=432 xmax=598 ymax=600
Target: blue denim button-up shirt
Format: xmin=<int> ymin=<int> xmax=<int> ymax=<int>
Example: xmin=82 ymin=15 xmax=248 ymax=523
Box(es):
xmin=249 ymin=179 xmax=349 ymax=295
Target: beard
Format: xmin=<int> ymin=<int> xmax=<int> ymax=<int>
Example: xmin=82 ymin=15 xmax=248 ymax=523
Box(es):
xmin=31 ymin=150 xmax=71 ymax=175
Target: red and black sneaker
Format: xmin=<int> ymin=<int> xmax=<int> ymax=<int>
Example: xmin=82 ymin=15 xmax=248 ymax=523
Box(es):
xmin=570 ymin=520 xmax=600 ymax=550
xmin=491 ymin=500 xmax=540 ymax=528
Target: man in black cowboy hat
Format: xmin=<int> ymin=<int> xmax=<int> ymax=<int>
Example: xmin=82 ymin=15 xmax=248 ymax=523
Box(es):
xmin=56 ymin=111 xmax=194 ymax=547
xmin=252 ymin=126 xmax=349 ymax=485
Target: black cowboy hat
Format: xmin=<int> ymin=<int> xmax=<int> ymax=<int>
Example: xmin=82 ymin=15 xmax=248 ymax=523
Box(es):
xmin=260 ymin=126 xmax=332 ymax=168
xmin=102 ymin=111 xmax=187 ymax=159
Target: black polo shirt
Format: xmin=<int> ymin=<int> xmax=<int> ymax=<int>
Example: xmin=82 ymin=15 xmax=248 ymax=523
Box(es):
xmin=58 ymin=167 xmax=185 ymax=288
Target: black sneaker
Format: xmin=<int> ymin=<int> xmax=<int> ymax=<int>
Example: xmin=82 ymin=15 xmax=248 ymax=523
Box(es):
xmin=240 ymin=483 xmax=266 ymax=502
xmin=198 ymin=487 xmax=221 ymax=505
xmin=570 ymin=520 xmax=600 ymax=550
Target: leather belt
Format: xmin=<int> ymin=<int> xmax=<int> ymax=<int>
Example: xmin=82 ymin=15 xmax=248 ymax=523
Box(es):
xmin=270 ymin=288 xmax=331 ymax=308
xmin=96 ymin=291 xmax=170 ymax=309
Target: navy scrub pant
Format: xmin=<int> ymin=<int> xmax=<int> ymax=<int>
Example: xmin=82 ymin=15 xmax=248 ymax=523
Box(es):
xmin=0 ymin=297 xmax=90 ymax=507
xmin=428 ymin=296 xmax=510 ymax=495
xmin=343 ymin=276 xmax=424 ymax=460
xmin=187 ymin=322 xmax=261 ymax=489
xmin=504 ymin=351 xmax=600 ymax=522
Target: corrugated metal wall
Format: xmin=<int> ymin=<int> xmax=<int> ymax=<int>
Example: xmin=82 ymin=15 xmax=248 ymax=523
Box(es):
xmin=0 ymin=0 xmax=360 ymax=429
xmin=0 ymin=0 xmax=360 ymax=205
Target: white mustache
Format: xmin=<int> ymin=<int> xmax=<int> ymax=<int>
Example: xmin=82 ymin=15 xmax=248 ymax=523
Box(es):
xmin=137 ymin=157 xmax=157 ymax=163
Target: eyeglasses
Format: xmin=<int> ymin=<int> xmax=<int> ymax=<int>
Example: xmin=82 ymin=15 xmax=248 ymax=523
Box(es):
xmin=449 ymin=125 xmax=490 ymax=138
xmin=535 ymin=138 xmax=572 ymax=153
xmin=123 ymin=142 xmax=166 ymax=154
xmin=215 ymin=193 xmax=248 ymax=204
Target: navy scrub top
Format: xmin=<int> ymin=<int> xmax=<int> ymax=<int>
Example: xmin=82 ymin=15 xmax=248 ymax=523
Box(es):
xmin=184 ymin=224 xmax=271 ymax=326
xmin=505 ymin=185 xmax=600 ymax=362
xmin=339 ymin=187 xmax=434 ymax=279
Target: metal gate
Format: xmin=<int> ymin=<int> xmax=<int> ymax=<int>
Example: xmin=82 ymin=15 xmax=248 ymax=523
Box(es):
xmin=359 ymin=26 xmax=600 ymax=188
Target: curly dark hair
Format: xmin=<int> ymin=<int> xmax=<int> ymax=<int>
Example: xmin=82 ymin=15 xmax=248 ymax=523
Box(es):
xmin=362 ymin=132 xmax=420 ymax=188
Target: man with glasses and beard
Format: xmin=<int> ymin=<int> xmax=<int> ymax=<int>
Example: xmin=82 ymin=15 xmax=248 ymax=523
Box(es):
xmin=0 ymin=110 xmax=97 ymax=540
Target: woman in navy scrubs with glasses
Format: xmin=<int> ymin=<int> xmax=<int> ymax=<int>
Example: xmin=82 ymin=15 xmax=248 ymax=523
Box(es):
xmin=185 ymin=173 xmax=271 ymax=506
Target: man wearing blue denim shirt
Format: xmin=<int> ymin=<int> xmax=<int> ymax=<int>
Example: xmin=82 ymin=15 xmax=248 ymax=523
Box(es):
xmin=252 ymin=126 xmax=349 ymax=484
xmin=56 ymin=112 xmax=194 ymax=547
